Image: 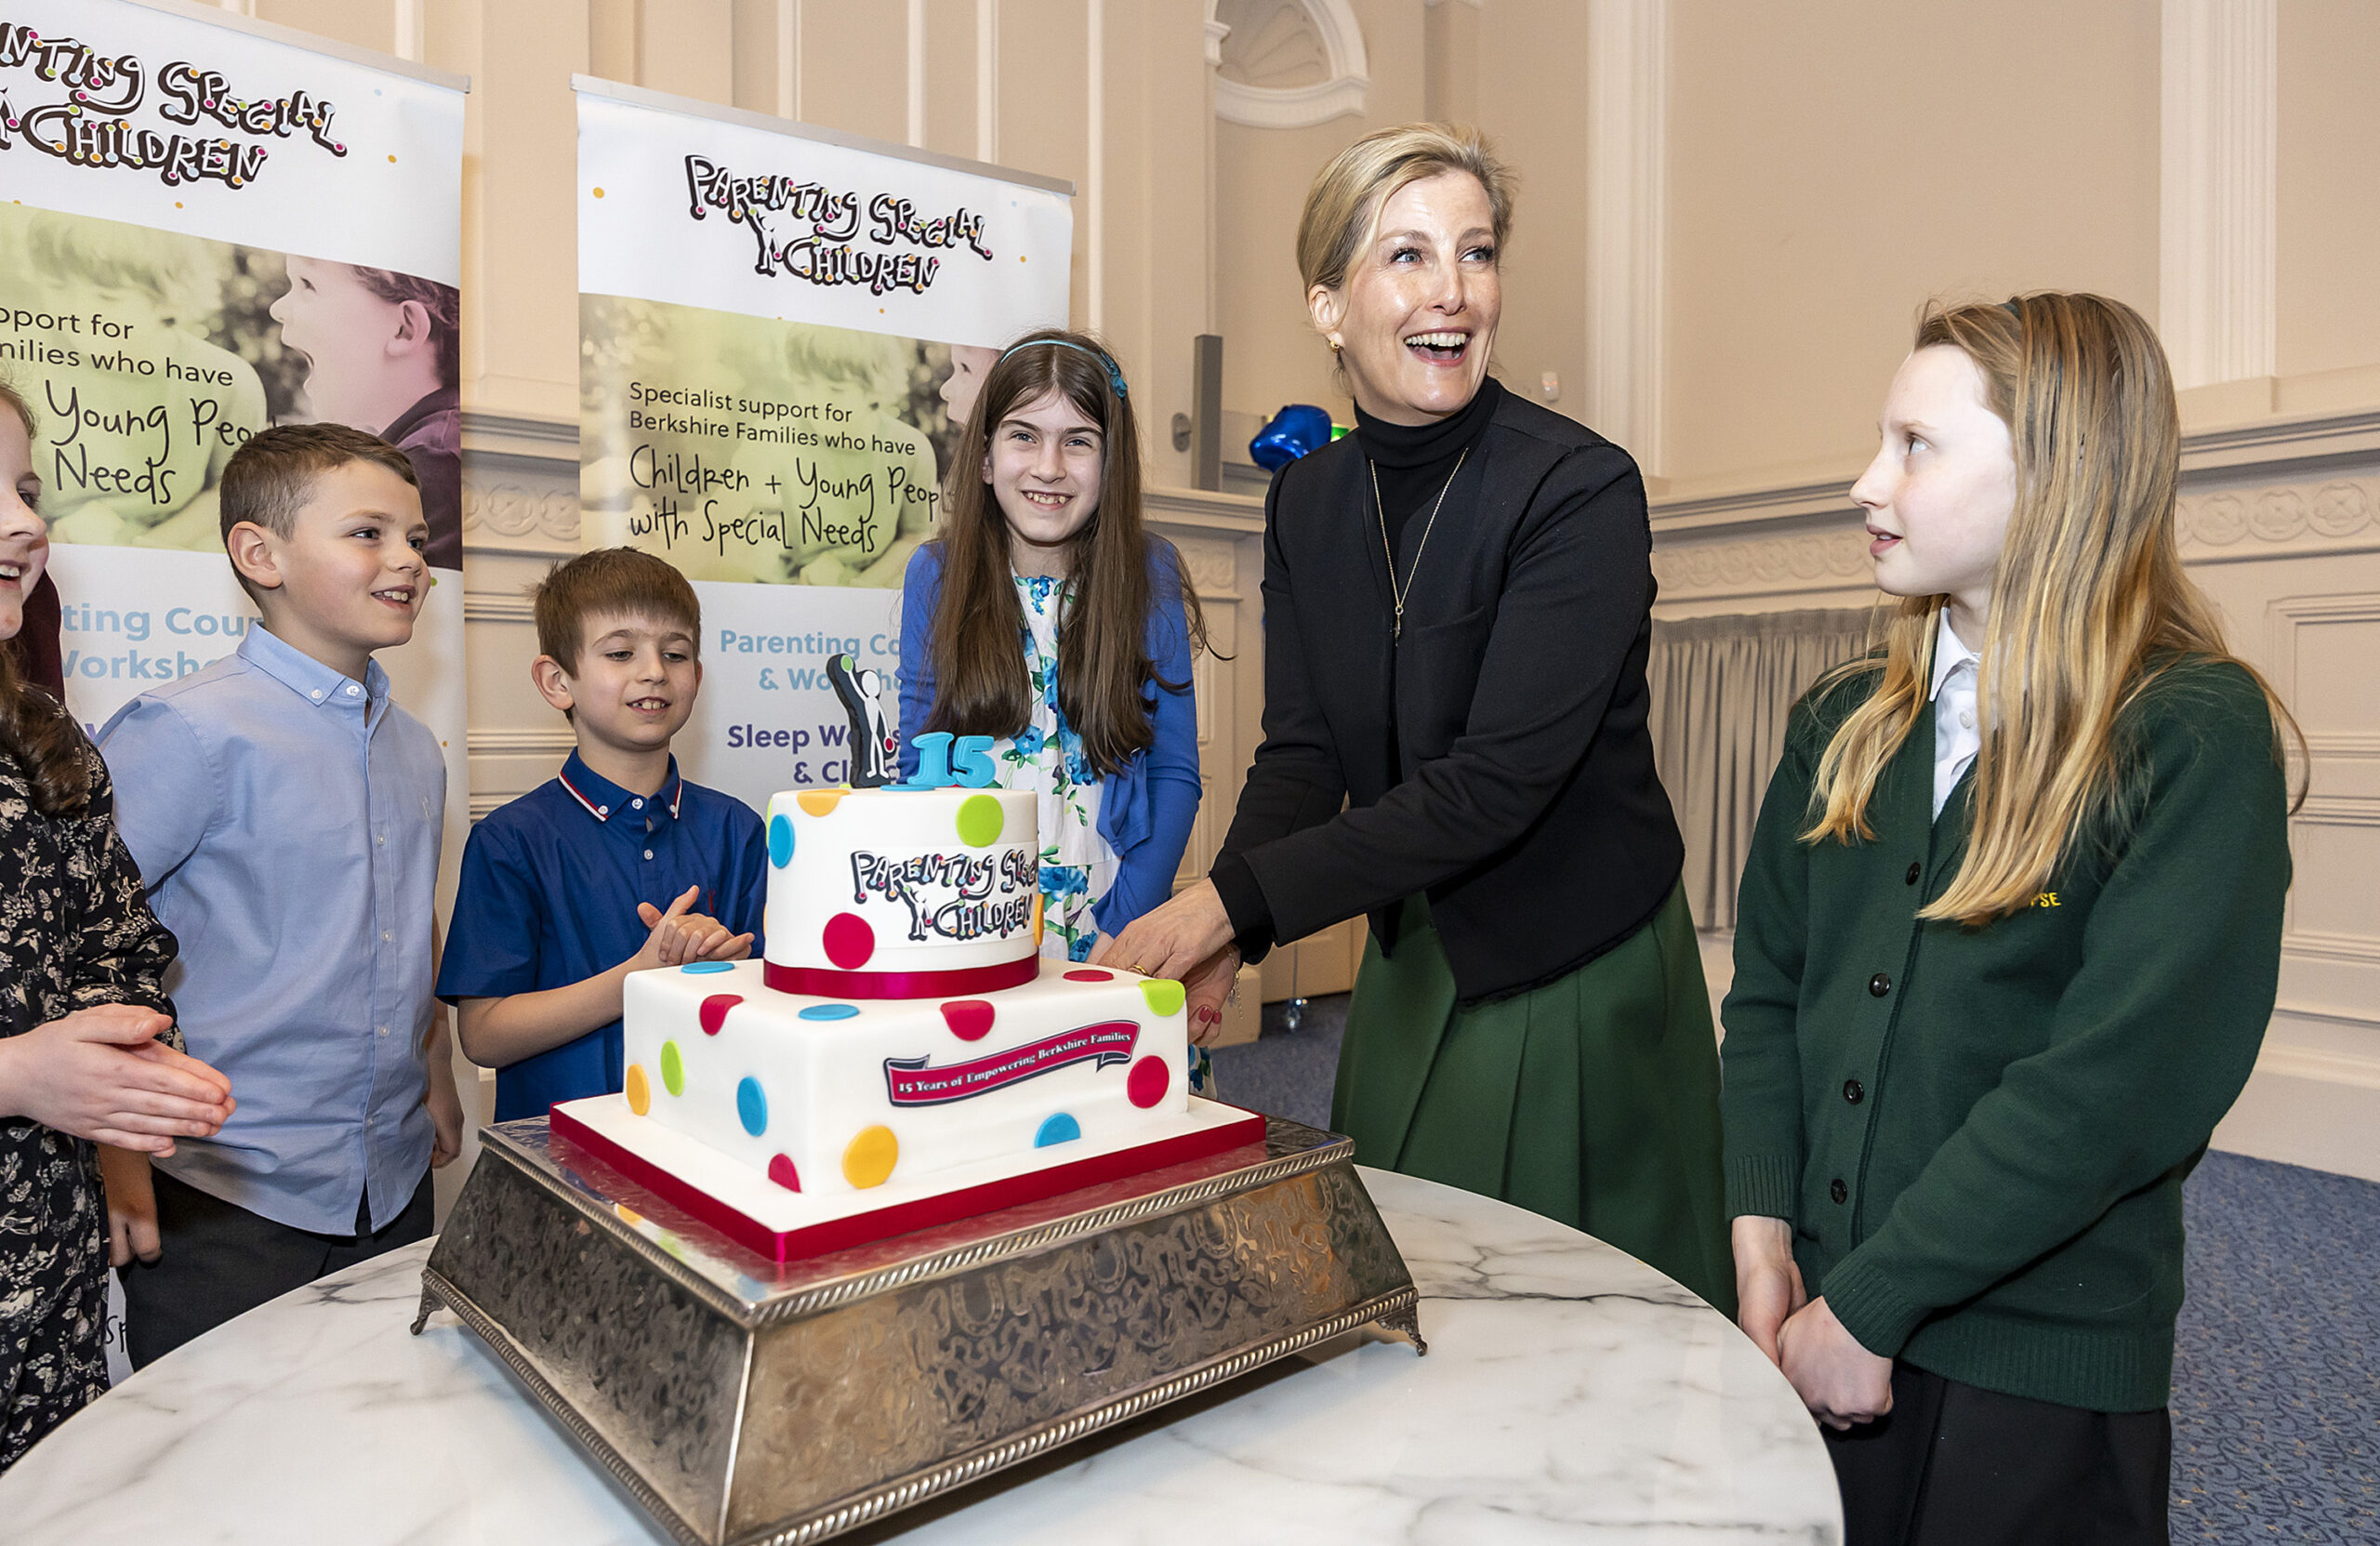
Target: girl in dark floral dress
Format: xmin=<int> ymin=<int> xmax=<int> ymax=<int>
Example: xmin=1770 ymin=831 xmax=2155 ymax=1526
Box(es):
xmin=0 ymin=381 xmax=232 ymax=1469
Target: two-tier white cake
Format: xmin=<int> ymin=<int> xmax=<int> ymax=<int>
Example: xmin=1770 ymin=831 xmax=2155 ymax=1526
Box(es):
xmin=551 ymin=782 xmax=1261 ymax=1261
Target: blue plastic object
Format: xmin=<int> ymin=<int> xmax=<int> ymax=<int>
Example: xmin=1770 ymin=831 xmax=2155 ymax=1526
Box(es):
xmin=1250 ymin=404 xmax=1337 ymax=469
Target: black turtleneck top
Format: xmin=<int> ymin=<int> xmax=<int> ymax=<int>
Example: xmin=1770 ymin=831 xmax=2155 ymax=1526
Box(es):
xmin=1354 ymin=376 xmax=1505 ymax=559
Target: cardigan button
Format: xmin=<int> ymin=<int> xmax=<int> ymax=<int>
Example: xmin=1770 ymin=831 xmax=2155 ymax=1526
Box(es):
xmin=1869 ymin=972 xmax=1892 ymax=998
xmin=1830 ymin=1178 xmax=1848 ymax=1205
xmin=1905 ymin=861 xmax=1922 ymax=886
xmin=1843 ymin=1078 xmax=1865 ymax=1104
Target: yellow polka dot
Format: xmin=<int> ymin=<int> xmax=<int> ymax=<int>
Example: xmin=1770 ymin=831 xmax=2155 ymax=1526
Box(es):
xmin=797 ymin=789 xmax=845 ymax=817
xmin=843 ymin=1125 xmax=898 ymax=1188
xmin=1032 ymin=892 xmax=1044 ymax=947
xmin=592 ymin=186 xmax=605 ymax=198
xmin=625 ymin=1064 xmax=650 ymax=1115
xmin=615 ymin=1202 xmax=644 ymax=1226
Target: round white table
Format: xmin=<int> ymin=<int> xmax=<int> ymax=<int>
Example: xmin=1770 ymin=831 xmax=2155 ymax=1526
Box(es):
xmin=0 ymin=1169 xmax=1842 ymax=1543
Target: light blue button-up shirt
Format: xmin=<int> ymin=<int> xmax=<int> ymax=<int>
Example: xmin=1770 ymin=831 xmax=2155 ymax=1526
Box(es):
xmin=99 ymin=625 xmax=444 ymax=1235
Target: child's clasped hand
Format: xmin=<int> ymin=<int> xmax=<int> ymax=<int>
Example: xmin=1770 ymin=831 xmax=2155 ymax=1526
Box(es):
xmin=634 ymin=884 xmax=754 ymax=968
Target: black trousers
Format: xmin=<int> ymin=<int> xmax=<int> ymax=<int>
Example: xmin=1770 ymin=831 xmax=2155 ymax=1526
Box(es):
xmin=1825 ymin=1361 xmax=2171 ymax=1546
xmin=117 ymin=1168 xmax=433 ymax=1369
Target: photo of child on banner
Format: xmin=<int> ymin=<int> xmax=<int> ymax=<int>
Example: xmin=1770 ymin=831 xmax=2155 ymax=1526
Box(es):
xmin=0 ymin=202 xmax=463 ymax=566
xmin=578 ymin=294 xmax=995 ymax=589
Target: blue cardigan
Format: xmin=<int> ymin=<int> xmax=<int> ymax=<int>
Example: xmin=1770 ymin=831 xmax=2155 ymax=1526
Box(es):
xmin=898 ymin=540 xmax=1203 ymax=935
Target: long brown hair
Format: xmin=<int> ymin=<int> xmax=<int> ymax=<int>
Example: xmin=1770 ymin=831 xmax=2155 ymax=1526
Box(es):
xmin=0 ymin=379 xmax=91 ymax=816
xmin=926 ymin=330 xmax=1206 ymax=773
xmin=1805 ymin=292 xmax=2303 ymax=924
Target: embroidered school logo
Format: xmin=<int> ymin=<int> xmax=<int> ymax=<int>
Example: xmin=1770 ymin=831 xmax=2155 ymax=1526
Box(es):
xmin=2033 ymin=892 xmax=2061 ymax=908
xmin=883 ymin=1021 xmax=1140 ymax=1106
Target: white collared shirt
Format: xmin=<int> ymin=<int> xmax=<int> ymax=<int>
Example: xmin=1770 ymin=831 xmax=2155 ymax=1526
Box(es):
xmin=1930 ymin=612 xmax=1981 ymax=819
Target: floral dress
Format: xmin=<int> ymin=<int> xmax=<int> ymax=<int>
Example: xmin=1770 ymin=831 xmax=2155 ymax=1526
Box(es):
xmin=992 ymin=575 xmax=1214 ymax=1096
xmin=0 ymin=720 xmax=180 ymax=1470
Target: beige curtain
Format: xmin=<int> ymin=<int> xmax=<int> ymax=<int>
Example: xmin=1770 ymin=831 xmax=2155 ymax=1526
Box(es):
xmin=1648 ymin=608 xmax=1876 ymax=930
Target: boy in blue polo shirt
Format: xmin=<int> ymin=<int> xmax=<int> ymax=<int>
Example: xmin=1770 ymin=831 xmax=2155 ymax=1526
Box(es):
xmin=440 ymin=548 xmax=765 ymax=1118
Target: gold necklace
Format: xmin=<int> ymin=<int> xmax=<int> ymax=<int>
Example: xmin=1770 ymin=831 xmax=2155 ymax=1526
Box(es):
xmin=1369 ymin=447 xmax=1468 ymax=642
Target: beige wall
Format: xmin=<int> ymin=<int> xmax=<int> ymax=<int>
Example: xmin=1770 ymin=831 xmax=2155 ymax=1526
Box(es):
xmin=1664 ymin=0 xmax=2163 ymax=485
xmin=2278 ymin=0 xmax=2380 ymax=380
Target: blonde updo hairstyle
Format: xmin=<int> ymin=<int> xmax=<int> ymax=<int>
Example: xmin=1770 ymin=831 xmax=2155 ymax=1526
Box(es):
xmin=1295 ymin=123 xmax=1514 ymax=369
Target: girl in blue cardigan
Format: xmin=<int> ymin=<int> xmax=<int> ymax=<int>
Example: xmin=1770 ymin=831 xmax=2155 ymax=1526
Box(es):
xmin=898 ymin=332 xmax=1216 ymax=1054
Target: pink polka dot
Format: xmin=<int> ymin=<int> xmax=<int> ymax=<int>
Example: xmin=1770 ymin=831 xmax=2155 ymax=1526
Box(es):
xmin=698 ymin=994 xmax=742 ymax=1036
xmin=940 ymin=999 xmax=995 ymax=1041
xmin=1064 ymin=969 xmax=1114 ymax=984
xmin=767 ymin=1154 xmax=801 ymax=1192
xmin=823 ymin=913 xmax=875 ymax=970
xmin=1126 ymin=1054 xmax=1170 ymax=1109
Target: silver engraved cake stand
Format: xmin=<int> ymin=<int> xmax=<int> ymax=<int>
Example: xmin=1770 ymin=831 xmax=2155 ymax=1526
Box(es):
xmin=415 ymin=1113 xmax=1424 ymax=1546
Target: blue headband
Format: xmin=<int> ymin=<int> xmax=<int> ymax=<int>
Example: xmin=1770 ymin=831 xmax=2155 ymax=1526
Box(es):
xmin=998 ymin=337 xmax=1128 ymax=398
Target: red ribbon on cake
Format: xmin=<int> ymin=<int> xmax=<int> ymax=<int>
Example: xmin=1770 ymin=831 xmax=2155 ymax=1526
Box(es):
xmin=763 ymin=955 xmax=1039 ymax=1000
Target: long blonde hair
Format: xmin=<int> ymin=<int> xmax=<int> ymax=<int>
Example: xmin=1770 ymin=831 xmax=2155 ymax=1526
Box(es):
xmin=1805 ymin=292 xmax=2301 ymax=924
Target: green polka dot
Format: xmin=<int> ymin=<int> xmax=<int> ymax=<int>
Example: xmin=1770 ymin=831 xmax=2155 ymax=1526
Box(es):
xmin=660 ymin=1039 xmax=684 ymax=1097
xmin=1138 ymin=978 xmax=1185 ymax=1017
xmin=956 ymin=793 xmax=1004 ymax=848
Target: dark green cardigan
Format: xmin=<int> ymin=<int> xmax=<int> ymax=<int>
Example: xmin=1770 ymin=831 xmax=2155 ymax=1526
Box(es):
xmin=1721 ymin=655 xmax=2289 ymax=1412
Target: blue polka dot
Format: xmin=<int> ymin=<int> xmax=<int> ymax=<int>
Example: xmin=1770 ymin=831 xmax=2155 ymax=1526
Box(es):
xmin=768 ymin=813 xmax=795 ymax=868
xmin=798 ymin=1003 xmax=860 ymax=1021
xmin=1034 ymin=1113 xmax=1081 ymax=1148
xmin=737 ymin=1077 xmax=768 ymax=1136
xmin=681 ymin=961 xmax=733 ymax=974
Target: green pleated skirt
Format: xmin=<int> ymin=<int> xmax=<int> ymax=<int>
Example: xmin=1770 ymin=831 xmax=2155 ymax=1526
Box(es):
xmin=1332 ymin=884 xmax=1735 ymax=1315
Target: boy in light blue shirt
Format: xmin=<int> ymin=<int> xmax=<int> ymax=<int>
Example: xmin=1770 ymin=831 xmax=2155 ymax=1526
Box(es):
xmin=99 ymin=423 xmax=463 ymax=1368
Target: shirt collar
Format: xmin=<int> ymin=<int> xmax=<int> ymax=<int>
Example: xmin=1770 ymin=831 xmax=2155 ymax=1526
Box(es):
xmin=557 ymin=749 xmax=683 ymax=825
xmin=239 ymin=625 xmax=387 ymax=712
xmin=1928 ymin=611 xmax=1980 ymax=703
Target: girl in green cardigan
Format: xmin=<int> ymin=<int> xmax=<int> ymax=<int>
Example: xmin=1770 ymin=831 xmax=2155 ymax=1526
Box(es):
xmin=1722 ymin=293 xmax=2299 ymax=1546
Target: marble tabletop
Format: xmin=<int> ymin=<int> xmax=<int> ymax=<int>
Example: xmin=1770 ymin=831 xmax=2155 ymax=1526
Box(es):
xmin=0 ymin=1169 xmax=1842 ymax=1544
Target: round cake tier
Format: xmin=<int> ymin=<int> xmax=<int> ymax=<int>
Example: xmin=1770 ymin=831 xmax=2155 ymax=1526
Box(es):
xmin=761 ymin=786 xmax=1040 ymax=998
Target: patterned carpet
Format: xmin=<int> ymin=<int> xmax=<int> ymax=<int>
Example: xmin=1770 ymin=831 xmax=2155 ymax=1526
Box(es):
xmin=1210 ymin=998 xmax=2380 ymax=1540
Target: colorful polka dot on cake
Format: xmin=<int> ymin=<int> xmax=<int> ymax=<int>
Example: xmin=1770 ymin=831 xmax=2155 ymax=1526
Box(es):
xmin=767 ymin=813 xmax=795 ymax=868
xmin=1035 ymin=1113 xmax=1080 ymax=1147
xmin=954 ymin=792 xmax=1004 ymax=848
xmin=1138 ymin=978 xmax=1185 ymax=1016
xmin=767 ymin=1154 xmax=801 ymax=1193
xmin=1064 ymin=969 xmax=1112 ymax=984
xmin=614 ymin=1202 xmax=644 ymax=1226
xmin=736 ymin=1077 xmax=768 ymax=1136
xmin=843 ymin=1124 xmax=898 ymax=1188
xmin=660 ymin=1040 xmax=685 ymax=1096
xmin=1032 ymin=892 xmax=1044 ymax=946
xmin=1126 ymin=1054 xmax=1170 ymax=1109
xmin=798 ymin=1003 xmax=860 ymax=1022
xmin=681 ymin=961 xmax=732 ymax=975
xmin=698 ymin=994 xmax=743 ymax=1035
xmin=940 ymin=999 xmax=995 ymax=1041
xmin=822 ymin=912 xmax=875 ymax=969
xmin=625 ymin=1064 xmax=650 ymax=1115
xmin=796 ymin=789 xmax=843 ymax=817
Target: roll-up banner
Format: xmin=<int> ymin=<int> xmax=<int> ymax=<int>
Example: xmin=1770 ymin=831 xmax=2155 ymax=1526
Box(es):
xmin=0 ymin=0 xmax=469 ymax=799
xmin=575 ymin=76 xmax=1073 ymax=813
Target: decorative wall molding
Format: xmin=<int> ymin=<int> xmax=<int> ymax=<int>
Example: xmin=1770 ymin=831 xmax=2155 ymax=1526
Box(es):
xmin=1170 ymin=535 xmax=1241 ymax=597
xmin=2295 ymin=796 xmax=2380 ymax=829
xmin=468 ymin=729 xmax=579 ymax=758
xmin=2160 ymin=0 xmax=2277 ymax=389
xmin=1585 ymin=0 xmax=1669 ymax=474
xmin=2179 ymin=476 xmax=2380 ymax=562
xmin=461 ymin=591 xmax=536 ymax=624
xmin=1207 ymin=0 xmax=1368 ymax=129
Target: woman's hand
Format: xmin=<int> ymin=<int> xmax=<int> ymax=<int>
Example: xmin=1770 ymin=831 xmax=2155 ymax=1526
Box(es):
xmin=0 ymin=1004 xmax=233 ymax=1153
xmin=1732 ymin=1214 xmax=1806 ymax=1366
xmin=1778 ymin=1295 xmax=1895 ymax=1429
xmin=1182 ymin=947 xmax=1240 ymax=1046
xmin=1098 ymin=880 xmax=1236 ymax=984
xmin=98 ymin=1143 xmax=162 ymax=1267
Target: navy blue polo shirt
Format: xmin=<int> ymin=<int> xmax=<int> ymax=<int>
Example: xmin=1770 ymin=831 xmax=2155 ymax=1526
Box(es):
xmin=438 ymin=751 xmax=768 ymax=1120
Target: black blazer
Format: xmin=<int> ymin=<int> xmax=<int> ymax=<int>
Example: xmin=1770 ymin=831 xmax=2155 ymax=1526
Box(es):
xmin=1218 ymin=390 xmax=1684 ymax=1003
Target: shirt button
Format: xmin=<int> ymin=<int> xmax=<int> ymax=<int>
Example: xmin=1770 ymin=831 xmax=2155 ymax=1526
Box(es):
xmin=1959 ymin=708 xmax=1975 ymax=728
xmin=1869 ymin=972 xmax=1892 ymax=998
xmin=1843 ymin=1078 xmax=1865 ymax=1104
xmin=380 ymin=930 xmax=391 ymax=942
xmin=346 ymin=682 xmax=362 ymax=696
xmin=1830 ymin=1178 xmax=1849 ymax=1205
xmin=598 ymin=805 xmax=610 ymax=817
xmin=376 ymin=834 xmax=386 ymax=846
xmin=377 ymin=1025 xmax=390 ymax=1037
xmin=631 ymin=798 xmax=643 ymax=809
xmin=310 ymin=689 xmax=324 ymax=700
xmin=643 ymin=849 xmax=654 ymax=861
xmin=1905 ymin=862 xmax=1922 ymax=886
